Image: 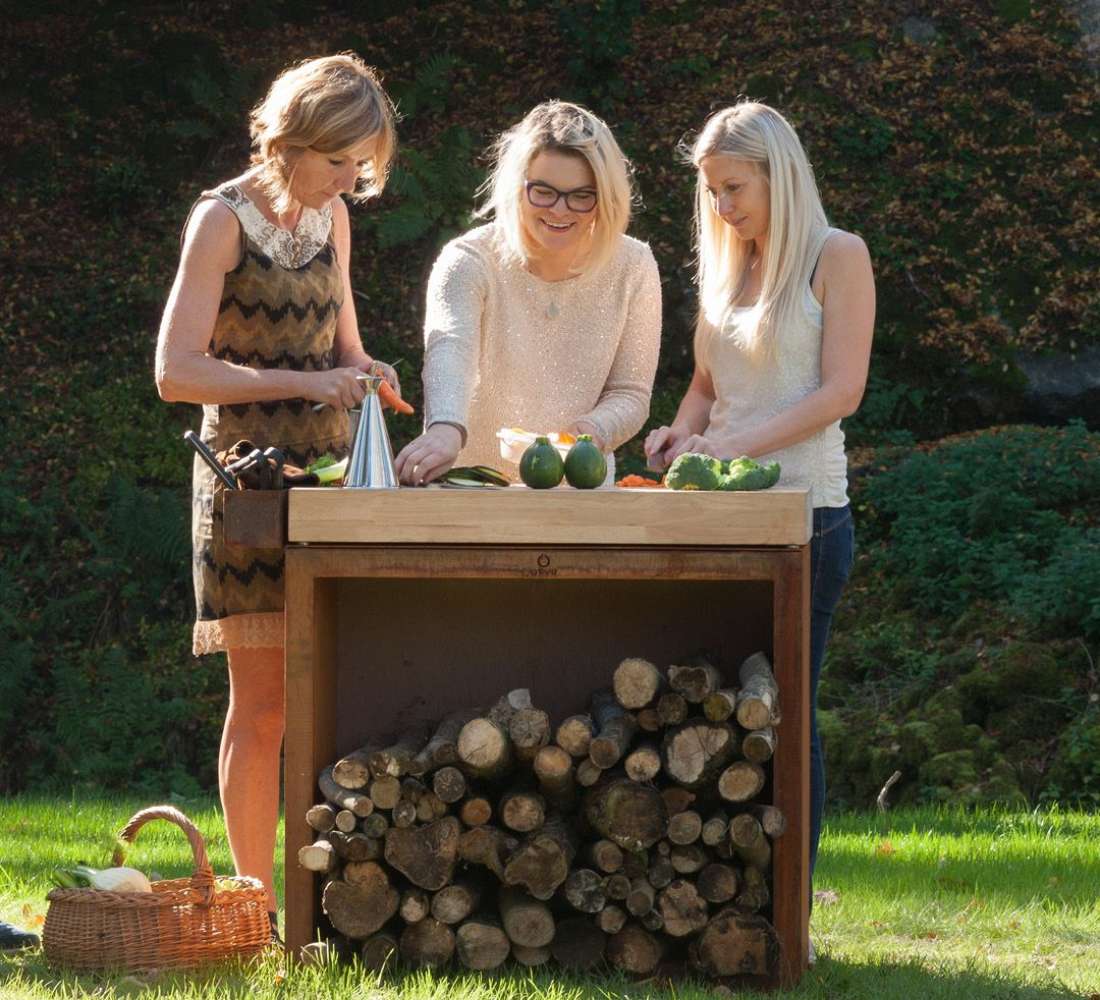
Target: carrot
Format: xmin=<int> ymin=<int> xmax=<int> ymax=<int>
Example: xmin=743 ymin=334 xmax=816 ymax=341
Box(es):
xmin=616 ymin=474 xmax=664 ymax=489
xmin=378 ymin=379 xmax=414 ymax=415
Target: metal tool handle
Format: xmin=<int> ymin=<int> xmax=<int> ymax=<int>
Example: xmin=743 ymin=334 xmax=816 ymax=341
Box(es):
xmin=183 ymin=430 xmax=238 ymax=490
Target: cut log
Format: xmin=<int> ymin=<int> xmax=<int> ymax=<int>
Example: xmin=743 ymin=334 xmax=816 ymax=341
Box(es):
xmin=625 ymin=877 xmax=655 ymax=917
xmin=498 ymin=886 xmax=555 ymax=948
xmin=332 ymin=745 xmax=377 ymax=790
xmin=657 ymin=879 xmax=709 ymax=938
xmin=604 ymin=873 xmax=631 ymax=900
xmin=500 ymin=790 xmax=546 ymax=834
xmin=701 ymin=812 xmax=729 ymax=847
xmin=399 ymin=887 xmax=431 ymax=924
xmin=734 ymin=836 xmax=771 ymax=872
xmin=370 ymin=730 xmax=430 ymax=779
xmin=636 ymin=707 xmax=662 ymax=733
xmin=458 ymin=825 xmax=519 ymax=880
xmin=589 ymin=690 xmax=638 ymax=769
xmin=432 ymin=766 xmax=467 ymax=804
xmin=361 ymin=813 xmax=389 ymax=839
xmin=384 ymin=816 xmax=461 ymax=890
xmin=697 ymin=862 xmax=739 ymax=904
xmin=702 ymin=688 xmax=738 ymax=723
xmin=457 ymin=717 xmax=513 ymax=781
xmin=556 ymin=714 xmax=596 ymax=758
xmin=646 ymin=857 xmax=675 ymax=890
xmin=640 ymin=908 xmax=664 ymax=933
xmin=502 ymin=817 xmax=577 ymax=900
xmin=587 ymin=838 xmax=624 ymax=874
xmin=411 ymin=710 xmax=477 ymax=773
xmin=416 ymin=791 xmax=447 ymax=823
xmin=487 ymin=688 xmax=533 ymax=730
xmin=728 ymin=813 xmax=764 ymax=849
xmin=613 ymin=657 xmax=664 ymax=710
xmin=662 ymin=720 xmax=738 ymax=789
xmin=399 ymin=917 xmax=455 ymax=968
xmin=656 ymin=692 xmax=688 ymax=726
xmin=607 ymin=922 xmax=663 ymax=976
xmin=622 ymin=849 xmax=649 ymax=879
xmin=690 ymin=907 xmax=779 ymax=977
xmin=456 ymin=915 xmax=510 ymax=970
xmin=575 ymin=758 xmax=604 ymax=788
xmin=533 ymin=745 xmax=576 ymax=812
xmin=596 ymin=903 xmax=627 ymax=935
xmin=668 ymin=657 xmax=723 ymax=703
xmin=369 ymin=775 xmax=401 ymax=811
xmin=431 ymin=878 xmax=483 ymax=925
xmin=564 ymin=868 xmax=607 ymax=914
xmin=742 ymin=726 xmax=777 ymax=763
xmin=585 ymin=778 xmax=668 ymax=852
xmin=661 ymin=787 xmax=696 ymax=816
xmin=749 ymin=804 xmax=787 ymax=839
xmin=670 ymin=844 xmax=709 ymax=875
xmin=509 ymin=708 xmax=551 ymax=764
xmin=714 ymin=836 xmax=735 ymax=861
xmin=624 ymin=743 xmax=662 ymax=783
xmin=298 ymin=839 xmax=336 ymax=873
xmin=717 ymin=761 xmax=767 ymax=803
xmin=319 ymin=766 xmax=374 ymax=817
xmin=550 ymin=916 xmax=606 ymax=970
xmin=736 ymin=865 xmax=770 ymax=912
xmin=667 ymin=810 xmax=703 ymax=846
xmin=511 ymin=943 xmax=551 ymax=966
xmin=322 ymin=872 xmax=398 ymax=940
xmin=360 ymin=931 xmax=399 ymax=972
xmin=736 ymin=652 xmax=780 ymax=731
xmin=392 ymin=799 xmax=417 ymax=828
xmin=345 ymin=859 xmax=393 ymax=889
xmin=306 ymin=803 xmax=337 ymax=833
xmin=334 ymin=809 xmax=358 ymax=834
xmin=328 ymin=831 xmax=382 ymax=863
xmin=459 ymin=796 xmax=492 ymax=828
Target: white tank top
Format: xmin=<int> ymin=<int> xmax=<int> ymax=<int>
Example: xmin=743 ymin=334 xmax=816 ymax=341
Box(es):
xmin=700 ymin=228 xmax=849 ymax=508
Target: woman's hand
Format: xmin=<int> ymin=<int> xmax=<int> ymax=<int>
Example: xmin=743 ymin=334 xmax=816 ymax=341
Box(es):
xmin=308 ymin=367 xmax=369 ymax=409
xmin=667 ymin=432 xmax=750 ymax=463
xmin=394 ymin=423 xmax=463 ymax=486
xmin=364 ymin=359 xmax=401 ymax=397
xmin=644 ymin=423 xmax=697 ymax=471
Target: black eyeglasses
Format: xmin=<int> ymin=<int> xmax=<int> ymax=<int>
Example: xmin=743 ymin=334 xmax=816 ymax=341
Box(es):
xmin=525 ymin=180 xmax=598 ymax=214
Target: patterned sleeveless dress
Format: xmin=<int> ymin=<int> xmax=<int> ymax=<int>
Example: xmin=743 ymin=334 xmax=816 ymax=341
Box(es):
xmin=190 ymin=180 xmax=349 ymax=655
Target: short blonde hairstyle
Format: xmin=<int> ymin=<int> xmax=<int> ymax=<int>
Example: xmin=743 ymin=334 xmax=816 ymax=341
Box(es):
xmin=477 ymin=101 xmax=633 ymax=274
xmin=690 ymin=102 xmax=828 ymax=355
xmin=250 ymin=54 xmax=397 ymax=214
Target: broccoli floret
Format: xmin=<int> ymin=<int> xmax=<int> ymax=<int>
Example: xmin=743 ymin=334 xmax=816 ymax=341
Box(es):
xmin=718 ymin=458 xmax=781 ymax=491
xmin=665 ymin=453 xmax=724 ymax=491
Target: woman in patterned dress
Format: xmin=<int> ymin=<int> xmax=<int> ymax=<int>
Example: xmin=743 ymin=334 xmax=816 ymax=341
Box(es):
xmin=645 ymin=102 xmax=875 ymax=962
xmin=154 ymin=54 xmax=398 ymax=923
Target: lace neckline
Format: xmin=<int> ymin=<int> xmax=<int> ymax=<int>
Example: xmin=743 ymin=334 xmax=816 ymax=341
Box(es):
xmin=206 ymin=181 xmax=333 ymax=269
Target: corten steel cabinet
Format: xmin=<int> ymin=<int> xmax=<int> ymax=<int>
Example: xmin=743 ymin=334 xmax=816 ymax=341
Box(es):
xmin=276 ymin=488 xmax=812 ymax=988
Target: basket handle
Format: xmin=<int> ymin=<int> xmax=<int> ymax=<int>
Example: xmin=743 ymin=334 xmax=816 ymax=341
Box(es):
xmin=112 ymin=805 xmax=216 ymax=907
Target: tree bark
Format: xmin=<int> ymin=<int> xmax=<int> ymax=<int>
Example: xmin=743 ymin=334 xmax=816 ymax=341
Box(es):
xmin=589 ymin=690 xmax=638 ymax=769
xmin=319 ymin=766 xmax=374 ymax=817
xmin=322 ymin=871 xmax=398 ymax=939
xmin=411 ymin=710 xmax=477 ymax=773
xmin=736 ymin=865 xmax=770 ymax=912
xmin=613 ymin=657 xmax=664 ymax=709
xmin=736 ymin=652 xmax=780 ymax=731
xmin=384 ymin=816 xmax=461 ymax=890
xmin=370 ymin=729 xmax=430 ymax=779
xmin=533 ymin=745 xmax=576 ymax=812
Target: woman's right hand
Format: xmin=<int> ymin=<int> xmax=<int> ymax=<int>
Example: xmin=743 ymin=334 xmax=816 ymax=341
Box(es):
xmin=308 ymin=367 xmax=369 ymax=409
xmin=644 ymin=424 xmax=694 ymax=471
xmin=395 ymin=423 xmax=464 ymax=486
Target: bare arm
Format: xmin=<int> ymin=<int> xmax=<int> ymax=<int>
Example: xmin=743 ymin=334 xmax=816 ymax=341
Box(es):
xmin=671 ymin=231 xmax=875 ymax=461
xmin=643 ymin=365 xmax=716 ymax=470
xmin=154 ymin=199 xmax=367 ymax=409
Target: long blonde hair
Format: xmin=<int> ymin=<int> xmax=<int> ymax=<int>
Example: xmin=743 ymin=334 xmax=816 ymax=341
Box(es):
xmin=477 ymin=100 xmax=633 ymax=274
xmin=250 ymin=54 xmax=397 ymax=214
xmin=691 ymin=102 xmax=828 ymax=355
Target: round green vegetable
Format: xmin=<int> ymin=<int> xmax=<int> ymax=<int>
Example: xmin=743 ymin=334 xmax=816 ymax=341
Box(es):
xmin=563 ymin=434 xmax=607 ymax=489
xmin=519 ymin=436 xmax=565 ymax=489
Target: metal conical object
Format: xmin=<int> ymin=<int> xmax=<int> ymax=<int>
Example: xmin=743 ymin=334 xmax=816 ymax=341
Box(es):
xmin=344 ymin=375 xmax=398 ymax=489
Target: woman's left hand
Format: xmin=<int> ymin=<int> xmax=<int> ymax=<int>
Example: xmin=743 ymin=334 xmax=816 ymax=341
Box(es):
xmin=361 ymin=359 xmax=401 ymax=397
xmin=668 ymin=433 xmax=747 ymax=462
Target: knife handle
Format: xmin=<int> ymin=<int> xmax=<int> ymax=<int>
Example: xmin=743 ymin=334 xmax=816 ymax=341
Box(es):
xmin=183 ymin=431 xmax=239 ymax=490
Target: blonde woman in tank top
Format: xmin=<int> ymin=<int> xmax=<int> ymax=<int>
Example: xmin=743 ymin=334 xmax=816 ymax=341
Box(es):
xmin=646 ymin=102 xmax=875 ymax=958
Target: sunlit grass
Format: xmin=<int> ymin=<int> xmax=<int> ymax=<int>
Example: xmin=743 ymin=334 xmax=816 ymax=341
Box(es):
xmin=2 ymin=798 xmax=1096 ymax=998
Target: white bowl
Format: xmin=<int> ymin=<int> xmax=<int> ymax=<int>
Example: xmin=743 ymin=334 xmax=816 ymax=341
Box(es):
xmin=496 ymin=428 xmax=572 ymax=464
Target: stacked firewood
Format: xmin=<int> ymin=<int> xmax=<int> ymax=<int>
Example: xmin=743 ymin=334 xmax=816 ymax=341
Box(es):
xmin=299 ymin=651 xmax=784 ymax=980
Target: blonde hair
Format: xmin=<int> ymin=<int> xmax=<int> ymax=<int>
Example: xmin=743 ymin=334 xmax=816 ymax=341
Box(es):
xmin=691 ymin=102 xmax=828 ymax=355
xmin=477 ymin=100 xmax=633 ymax=274
xmin=250 ymin=54 xmax=397 ymax=214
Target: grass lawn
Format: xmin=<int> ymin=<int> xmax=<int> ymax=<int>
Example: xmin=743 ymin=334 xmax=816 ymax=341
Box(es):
xmin=1 ymin=797 xmax=1096 ymax=998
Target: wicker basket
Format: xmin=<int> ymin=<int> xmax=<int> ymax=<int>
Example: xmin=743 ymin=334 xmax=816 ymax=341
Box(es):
xmin=43 ymin=805 xmax=271 ymax=971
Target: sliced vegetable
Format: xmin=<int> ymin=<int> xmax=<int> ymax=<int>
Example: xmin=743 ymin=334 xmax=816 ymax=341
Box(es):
xmin=378 ymin=380 xmax=414 ymax=415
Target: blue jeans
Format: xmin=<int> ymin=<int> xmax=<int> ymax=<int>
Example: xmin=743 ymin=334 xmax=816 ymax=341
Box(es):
xmin=809 ymin=504 xmax=855 ymax=881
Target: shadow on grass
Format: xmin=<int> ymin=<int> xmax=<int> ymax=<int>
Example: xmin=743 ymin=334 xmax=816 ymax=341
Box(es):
xmin=0 ymin=949 xmax=1084 ymax=1000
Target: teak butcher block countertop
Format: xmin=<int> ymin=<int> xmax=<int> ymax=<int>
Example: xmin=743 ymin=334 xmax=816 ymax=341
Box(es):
xmin=287 ymin=486 xmax=812 ymax=547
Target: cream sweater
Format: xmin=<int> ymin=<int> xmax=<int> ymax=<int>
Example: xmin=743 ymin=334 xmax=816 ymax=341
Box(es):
xmin=421 ymin=224 xmax=662 ymax=478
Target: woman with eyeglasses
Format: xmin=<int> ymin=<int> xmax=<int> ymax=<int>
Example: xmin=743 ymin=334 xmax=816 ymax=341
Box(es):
xmin=394 ymin=100 xmax=662 ymax=485
xmin=645 ymin=102 xmax=874 ymax=959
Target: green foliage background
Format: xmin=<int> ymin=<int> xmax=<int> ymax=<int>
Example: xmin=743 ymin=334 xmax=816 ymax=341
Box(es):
xmin=2 ymin=1 xmax=1097 ymax=803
